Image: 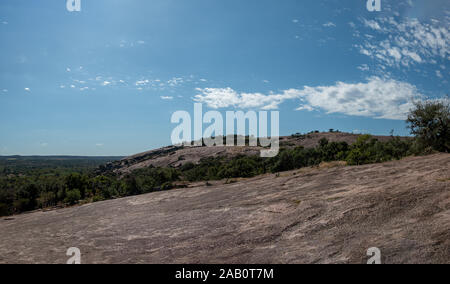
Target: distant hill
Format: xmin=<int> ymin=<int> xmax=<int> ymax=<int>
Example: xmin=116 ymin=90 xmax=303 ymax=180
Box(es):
xmin=0 ymin=156 xmax=123 ymax=174
xmin=101 ymin=132 xmax=410 ymax=174
xmin=0 ymin=156 xmax=124 ymax=160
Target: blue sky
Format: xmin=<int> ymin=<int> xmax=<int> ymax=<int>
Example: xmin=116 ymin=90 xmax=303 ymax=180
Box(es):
xmin=0 ymin=0 xmax=448 ymax=155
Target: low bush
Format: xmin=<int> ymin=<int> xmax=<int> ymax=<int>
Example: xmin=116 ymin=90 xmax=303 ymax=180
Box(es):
xmin=64 ymin=189 xmax=81 ymax=205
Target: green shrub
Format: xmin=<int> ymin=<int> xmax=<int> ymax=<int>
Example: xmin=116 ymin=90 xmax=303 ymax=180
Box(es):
xmin=180 ymin=162 xmax=195 ymax=171
xmin=92 ymin=195 xmax=105 ymax=203
xmin=38 ymin=191 xmax=56 ymax=208
xmin=64 ymin=189 xmax=81 ymax=205
xmin=218 ymin=156 xmax=261 ymax=178
xmin=346 ymin=135 xmax=377 ymax=165
xmin=271 ymin=150 xmax=295 ymax=173
xmin=0 ymin=203 xmax=10 ymax=217
xmin=160 ymin=182 xmax=173 ymax=191
xmin=13 ymin=198 xmax=33 ymax=212
xmin=65 ymin=173 xmax=88 ymax=199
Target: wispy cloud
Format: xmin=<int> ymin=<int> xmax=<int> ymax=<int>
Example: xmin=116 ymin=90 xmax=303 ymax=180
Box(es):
xmin=117 ymin=39 xmax=147 ymax=48
xmin=136 ymin=79 xmax=150 ymax=86
xmin=323 ymin=22 xmax=336 ymax=28
xmin=167 ymin=77 xmax=184 ymax=87
xmin=60 ymin=65 xmax=208 ymax=94
xmin=356 ymin=17 xmax=449 ymax=69
xmin=357 ymin=64 xmax=370 ymax=71
xmin=363 ymin=19 xmax=382 ymax=31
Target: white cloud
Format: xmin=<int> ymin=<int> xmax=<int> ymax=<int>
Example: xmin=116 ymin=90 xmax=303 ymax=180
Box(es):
xmin=194 ymin=77 xmax=422 ymax=120
xmin=357 ymin=17 xmax=449 ymax=68
xmin=402 ymin=49 xmax=422 ymax=63
xmin=436 ymin=70 xmax=443 ymax=78
xmin=136 ymin=79 xmax=150 ymax=86
xmin=363 ymin=19 xmax=382 ymax=31
xmin=96 ymin=143 xmax=104 ymax=147
xmin=66 ymin=68 xmax=71 ymax=72
xmin=357 ymin=64 xmax=370 ymax=71
xmin=194 ymin=87 xmax=301 ymax=110
xmin=296 ymin=104 xmax=314 ymax=111
xmin=24 ymin=88 xmax=30 ymax=92
xmin=168 ymin=77 xmax=184 ymax=86
xmin=102 ymin=81 xmax=111 ymax=86
xmin=119 ymin=40 xmax=147 ymax=48
xmin=295 ymin=77 xmax=422 ymax=120
xmin=323 ymin=22 xmax=336 ymax=28
xmin=160 ymin=96 xmax=174 ymax=100
xmin=74 ymin=79 xmax=86 ymax=84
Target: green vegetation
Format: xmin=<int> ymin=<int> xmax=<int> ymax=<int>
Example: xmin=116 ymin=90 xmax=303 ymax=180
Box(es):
xmin=407 ymin=99 xmax=449 ymax=153
xmin=0 ymin=157 xmax=121 ymax=216
xmin=1 ymin=101 xmax=448 ymax=217
xmin=0 ymin=160 xmax=181 ymax=216
xmin=181 ymin=135 xmax=416 ymax=182
xmin=0 ymin=135 xmax=429 ymax=217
